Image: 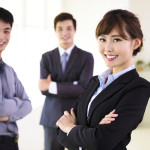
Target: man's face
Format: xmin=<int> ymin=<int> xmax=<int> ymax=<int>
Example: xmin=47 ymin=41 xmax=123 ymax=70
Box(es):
xmin=0 ymin=19 xmax=11 ymax=53
xmin=55 ymin=19 xmax=76 ymax=49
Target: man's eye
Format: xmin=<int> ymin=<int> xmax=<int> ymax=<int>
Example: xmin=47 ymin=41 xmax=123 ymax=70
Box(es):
xmin=57 ymin=28 xmax=62 ymax=31
xmin=67 ymin=27 xmax=72 ymax=31
xmin=4 ymin=31 xmax=10 ymax=34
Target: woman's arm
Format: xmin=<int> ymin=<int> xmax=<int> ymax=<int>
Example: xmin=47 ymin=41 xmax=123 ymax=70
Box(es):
xmin=56 ymin=108 xmax=77 ymax=134
xmin=57 ymin=86 xmax=150 ymax=150
xmin=56 ymin=109 xmax=118 ymax=133
xmin=99 ymin=109 xmax=118 ymax=125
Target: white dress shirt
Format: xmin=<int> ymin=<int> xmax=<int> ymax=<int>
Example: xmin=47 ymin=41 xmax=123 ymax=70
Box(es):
xmin=48 ymin=44 xmax=75 ymax=94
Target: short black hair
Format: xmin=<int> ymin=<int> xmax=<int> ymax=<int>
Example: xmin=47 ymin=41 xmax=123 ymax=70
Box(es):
xmin=0 ymin=7 xmax=14 ymax=27
xmin=54 ymin=12 xmax=76 ymax=30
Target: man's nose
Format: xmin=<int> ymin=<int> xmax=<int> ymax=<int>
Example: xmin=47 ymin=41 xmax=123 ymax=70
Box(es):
xmin=0 ymin=31 xmax=5 ymax=40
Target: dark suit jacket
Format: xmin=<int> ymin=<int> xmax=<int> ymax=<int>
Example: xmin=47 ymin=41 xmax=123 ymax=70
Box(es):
xmin=40 ymin=46 xmax=94 ymax=127
xmin=57 ymin=69 xmax=150 ymax=150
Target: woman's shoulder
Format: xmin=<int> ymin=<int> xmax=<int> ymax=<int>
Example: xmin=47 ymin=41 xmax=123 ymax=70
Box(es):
xmin=131 ymin=76 xmax=150 ymax=95
xmin=136 ymin=76 xmax=150 ymax=86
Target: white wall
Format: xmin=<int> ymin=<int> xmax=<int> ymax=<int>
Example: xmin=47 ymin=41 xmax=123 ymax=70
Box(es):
xmin=129 ymin=0 xmax=150 ymax=64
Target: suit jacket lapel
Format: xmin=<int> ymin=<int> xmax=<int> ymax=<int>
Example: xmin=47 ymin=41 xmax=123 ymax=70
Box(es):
xmin=78 ymin=76 xmax=100 ymax=125
xmin=53 ymin=48 xmax=63 ymax=77
xmin=88 ymin=69 xmax=139 ymax=122
xmin=63 ymin=46 xmax=79 ymax=80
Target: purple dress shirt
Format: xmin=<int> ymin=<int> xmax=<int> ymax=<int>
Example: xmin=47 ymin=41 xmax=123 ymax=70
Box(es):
xmin=0 ymin=60 xmax=32 ymax=136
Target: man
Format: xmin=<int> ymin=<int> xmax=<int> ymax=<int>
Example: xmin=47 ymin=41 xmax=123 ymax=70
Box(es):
xmin=0 ymin=7 xmax=32 ymax=150
xmin=39 ymin=12 xmax=94 ymax=150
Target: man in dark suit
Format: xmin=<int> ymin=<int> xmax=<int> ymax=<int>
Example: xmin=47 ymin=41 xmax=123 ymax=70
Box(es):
xmin=39 ymin=12 xmax=94 ymax=150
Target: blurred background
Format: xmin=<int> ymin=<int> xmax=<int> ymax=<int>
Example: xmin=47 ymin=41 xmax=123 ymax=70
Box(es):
xmin=0 ymin=0 xmax=150 ymax=149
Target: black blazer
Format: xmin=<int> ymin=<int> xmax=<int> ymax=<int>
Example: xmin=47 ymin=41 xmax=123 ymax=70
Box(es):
xmin=57 ymin=69 xmax=150 ymax=150
xmin=40 ymin=46 xmax=94 ymax=127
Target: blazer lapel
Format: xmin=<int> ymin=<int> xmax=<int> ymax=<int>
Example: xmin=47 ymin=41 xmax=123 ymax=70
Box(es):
xmin=88 ymin=69 xmax=139 ymax=121
xmin=78 ymin=76 xmax=100 ymax=125
xmin=62 ymin=46 xmax=78 ymax=80
xmin=53 ymin=48 xmax=63 ymax=77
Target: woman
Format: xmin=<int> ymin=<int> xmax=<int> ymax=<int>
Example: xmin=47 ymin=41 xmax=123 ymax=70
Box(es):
xmin=56 ymin=9 xmax=150 ymax=150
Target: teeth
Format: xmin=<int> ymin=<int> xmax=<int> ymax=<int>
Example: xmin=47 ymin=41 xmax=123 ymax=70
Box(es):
xmin=106 ymin=55 xmax=117 ymax=59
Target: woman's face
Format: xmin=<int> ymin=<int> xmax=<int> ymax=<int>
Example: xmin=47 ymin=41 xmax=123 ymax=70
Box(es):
xmin=97 ymin=27 xmax=140 ymax=74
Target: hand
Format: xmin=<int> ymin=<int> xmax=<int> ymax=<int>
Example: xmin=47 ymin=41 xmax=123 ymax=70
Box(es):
xmin=99 ymin=109 xmax=118 ymax=125
xmin=0 ymin=116 xmax=9 ymax=122
xmin=39 ymin=74 xmax=51 ymax=91
xmin=56 ymin=108 xmax=77 ymax=134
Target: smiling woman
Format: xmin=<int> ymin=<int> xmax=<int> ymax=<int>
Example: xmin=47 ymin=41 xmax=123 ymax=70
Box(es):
xmin=97 ymin=26 xmax=141 ymax=74
xmin=96 ymin=9 xmax=142 ymax=74
xmin=56 ymin=9 xmax=150 ymax=150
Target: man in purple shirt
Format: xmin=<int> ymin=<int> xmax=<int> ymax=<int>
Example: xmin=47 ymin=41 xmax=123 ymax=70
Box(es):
xmin=0 ymin=7 xmax=32 ymax=150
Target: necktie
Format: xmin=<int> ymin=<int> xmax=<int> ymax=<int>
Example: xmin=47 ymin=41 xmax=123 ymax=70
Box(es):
xmin=0 ymin=61 xmax=9 ymax=98
xmin=61 ymin=52 xmax=68 ymax=73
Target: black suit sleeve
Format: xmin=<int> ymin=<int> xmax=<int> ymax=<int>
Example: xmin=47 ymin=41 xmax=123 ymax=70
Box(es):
xmin=40 ymin=54 xmax=51 ymax=96
xmin=58 ymin=85 xmax=150 ymax=150
xmin=57 ymin=53 xmax=94 ymax=98
xmin=40 ymin=54 xmax=50 ymax=79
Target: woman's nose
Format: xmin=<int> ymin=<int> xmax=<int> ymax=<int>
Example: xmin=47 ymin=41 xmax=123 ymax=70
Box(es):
xmin=105 ymin=41 xmax=113 ymax=52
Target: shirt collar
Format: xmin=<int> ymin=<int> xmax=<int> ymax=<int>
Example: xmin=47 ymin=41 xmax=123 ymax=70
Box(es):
xmin=98 ymin=69 xmax=112 ymax=87
xmin=0 ymin=58 xmax=4 ymax=65
xmin=112 ymin=64 xmax=135 ymax=80
xmin=58 ymin=44 xmax=75 ymax=57
xmin=0 ymin=58 xmax=5 ymax=72
xmin=98 ymin=64 xmax=135 ymax=84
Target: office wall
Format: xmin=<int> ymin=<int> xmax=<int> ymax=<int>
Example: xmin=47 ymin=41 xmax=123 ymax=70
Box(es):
xmin=130 ymin=0 xmax=150 ymax=64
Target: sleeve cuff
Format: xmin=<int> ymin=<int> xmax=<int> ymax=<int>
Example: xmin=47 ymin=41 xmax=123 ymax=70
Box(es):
xmin=73 ymin=81 xmax=78 ymax=85
xmin=49 ymin=81 xmax=58 ymax=94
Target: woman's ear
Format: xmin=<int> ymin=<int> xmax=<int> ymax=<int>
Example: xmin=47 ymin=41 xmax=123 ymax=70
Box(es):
xmin=133 ymin=38 xmax=141 ymax=50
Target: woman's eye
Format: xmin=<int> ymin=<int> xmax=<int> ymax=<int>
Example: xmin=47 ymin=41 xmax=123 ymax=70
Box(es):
xmin=114 ymin=38 xmax=121 ymax=42
xmin=99 ymin=38 xmax=105 ymax=42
